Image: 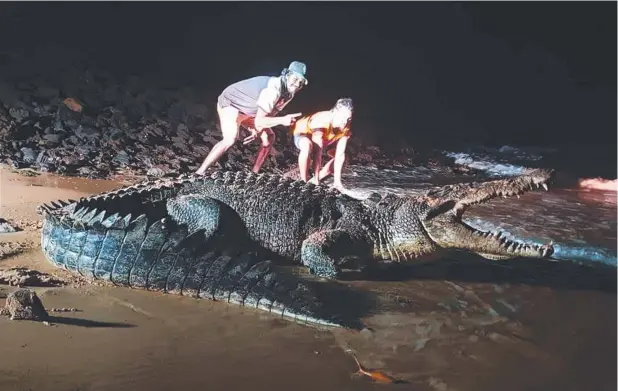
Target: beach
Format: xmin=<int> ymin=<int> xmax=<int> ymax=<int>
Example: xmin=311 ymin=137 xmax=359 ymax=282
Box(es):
xmin=0 ymin=166 xmax=615 ymax=391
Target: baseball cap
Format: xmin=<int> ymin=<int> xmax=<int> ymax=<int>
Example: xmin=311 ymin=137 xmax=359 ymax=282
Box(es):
xmin=286 ymin=61 xmax=308 ymax=84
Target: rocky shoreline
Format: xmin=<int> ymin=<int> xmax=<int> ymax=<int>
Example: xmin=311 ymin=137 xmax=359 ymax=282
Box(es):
xmin=0 ymin=58 xmax=465 ymax=181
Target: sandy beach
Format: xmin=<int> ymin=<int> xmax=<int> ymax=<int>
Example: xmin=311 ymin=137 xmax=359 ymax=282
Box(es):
xmin=0 ymin=165 xmax=616 ymax=391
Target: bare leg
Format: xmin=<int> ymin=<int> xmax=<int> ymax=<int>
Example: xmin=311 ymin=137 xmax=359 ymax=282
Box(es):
xmin=297 ymin=136 xmax=313 ymax=182
xmin=252 ymin=128 xmax=275 ymax=173
xmin=196 ymin=139 xmax=236 ymax=175
xmin=311 ymin=157 xmax=335 ymax=182
xmin=196 ymin=106 xmax=239 ymax=175
xmin=311 ymin=146 xmax=323 ymax=182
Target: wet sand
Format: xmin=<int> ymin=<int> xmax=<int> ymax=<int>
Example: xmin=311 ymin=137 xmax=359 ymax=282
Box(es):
xmin=0 ymin=166 xmax=616 ymax=391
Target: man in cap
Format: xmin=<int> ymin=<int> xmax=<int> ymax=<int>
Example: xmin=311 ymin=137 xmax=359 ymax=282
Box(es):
xmin=196 ymin=61 xmax=308 ymax=175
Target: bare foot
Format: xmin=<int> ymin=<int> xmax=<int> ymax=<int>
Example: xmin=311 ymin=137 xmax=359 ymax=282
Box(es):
xmin=332 ymin=183 xmax=346 ymax=193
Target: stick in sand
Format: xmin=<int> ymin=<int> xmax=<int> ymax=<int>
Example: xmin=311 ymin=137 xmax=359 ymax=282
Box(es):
xmin=348 ymin=351 xmax=398 ymax=384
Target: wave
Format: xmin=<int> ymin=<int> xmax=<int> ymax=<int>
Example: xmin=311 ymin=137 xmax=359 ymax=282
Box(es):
xmin=443 ymin=145 xmax=617 ymax=192
xmin=443 ymin=144 xmax=554 ymax=178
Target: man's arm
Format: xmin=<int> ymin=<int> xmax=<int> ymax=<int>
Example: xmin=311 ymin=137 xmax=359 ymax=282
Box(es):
xmin=332 ymin=135 xmax=350 ymax=188
xmin=254 ymin=78 xmax=299 ymax=130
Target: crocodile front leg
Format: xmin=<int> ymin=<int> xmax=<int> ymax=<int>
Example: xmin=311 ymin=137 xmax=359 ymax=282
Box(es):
xmin=301 ymin=229 xmax=371 ymax=279
xmin=166 ymin=194 xmax=248 ymax=246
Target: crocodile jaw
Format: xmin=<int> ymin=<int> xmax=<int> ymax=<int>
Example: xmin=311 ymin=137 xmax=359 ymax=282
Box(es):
xmin=420 ymin=169 xmax=556 ymax=260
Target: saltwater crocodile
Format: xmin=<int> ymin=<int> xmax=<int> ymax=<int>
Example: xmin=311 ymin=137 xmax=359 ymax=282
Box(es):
xmin=37 ymin=168 xmax=555 ymax=327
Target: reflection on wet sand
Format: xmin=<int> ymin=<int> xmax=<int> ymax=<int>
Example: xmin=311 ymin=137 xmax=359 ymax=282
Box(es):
xmin=578 ymin=178 xmax=617 ymax=192
xmin=0 ymin=166 xmax=616 ymax=391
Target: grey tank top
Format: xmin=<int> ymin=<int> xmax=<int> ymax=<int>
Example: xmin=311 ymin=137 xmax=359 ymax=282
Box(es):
xmin=218 ymin=76 xmax=288 ymax=116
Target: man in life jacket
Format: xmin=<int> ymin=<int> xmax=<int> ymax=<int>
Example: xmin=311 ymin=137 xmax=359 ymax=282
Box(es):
xmin=291 ymin=98 xmax=354 ymax=193
xmin=196 ymin=61 xmax=308 ymax=175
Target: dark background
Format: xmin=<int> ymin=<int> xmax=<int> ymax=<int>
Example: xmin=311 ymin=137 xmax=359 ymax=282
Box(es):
xmin=0 ymin=2 xmax=615 ymax=163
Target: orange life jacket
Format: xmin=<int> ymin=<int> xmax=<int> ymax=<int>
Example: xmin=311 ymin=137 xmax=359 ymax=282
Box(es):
xmin=291 ymin=111 xmax=350 ymax=143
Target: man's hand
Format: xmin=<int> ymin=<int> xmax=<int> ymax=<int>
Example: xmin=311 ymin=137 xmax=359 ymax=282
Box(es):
xmin=280 ymin=112 xmax=302 ymax=126
xmin=242 ymin=128 xmax=261 ymax=144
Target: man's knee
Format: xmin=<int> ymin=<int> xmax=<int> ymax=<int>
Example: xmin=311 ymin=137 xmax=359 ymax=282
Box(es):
xmin=219 ymin=136 xmax=237 ymax=149
xmin=298 ymin=138 xmax=312 ymax=155
xmin=218 ymin=106 xmax=241 ymax=142
xmin=260 ymin=128 xmax=275 ymax=147
xmin=217 ymin=119 xmax=239 ymax=149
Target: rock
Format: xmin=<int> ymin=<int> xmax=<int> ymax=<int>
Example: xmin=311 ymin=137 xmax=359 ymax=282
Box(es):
xmin=112 ymin=150 xmax=131 ymax=166
xmin=0 ymin=218 xmax=18 ymax=233
xmin=176 ymin=123 xmax=190 ymax=138
xmin=76 ymin=166 xmax=97 ymax=176
xmin=74 ymin=125 xmax=101 ymax=140
xmin=0 ymin=242 xmax=30 ymax=259
xmin=20 ymin=147 xmax=37 ymax=163
xmin=0 ymin=267 xmax=66 ymax=286
xmin=282 ymin=166 xmax=301 ymax=180
xmin=43 ymin=133 xmax=63 ymax=143
xmin=0 ymin=289 xmax=48 ymax=321
xmin=146 ymin=167 xmax=166 ymax=177
xmin=8 ymin=107 xmax=29 ymax=122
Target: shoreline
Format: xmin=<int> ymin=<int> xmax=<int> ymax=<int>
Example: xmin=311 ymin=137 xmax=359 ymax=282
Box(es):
xmin=0 ymin=163 xmax=616 ymax=391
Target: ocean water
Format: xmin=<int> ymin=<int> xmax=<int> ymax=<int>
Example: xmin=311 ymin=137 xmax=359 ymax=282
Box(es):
xmin=341 ymin=145 xmax=617 ymax=267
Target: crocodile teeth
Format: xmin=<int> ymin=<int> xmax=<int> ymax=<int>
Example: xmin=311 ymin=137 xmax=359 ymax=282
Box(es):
xmin=542 ymin=183 xmax=549 ymax=191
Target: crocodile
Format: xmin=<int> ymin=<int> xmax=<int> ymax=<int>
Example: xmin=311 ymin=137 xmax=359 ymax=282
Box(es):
xmin=37 ymin=168 xmax=555 ymax=328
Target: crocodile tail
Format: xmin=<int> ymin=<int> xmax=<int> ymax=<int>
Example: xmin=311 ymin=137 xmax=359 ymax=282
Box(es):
xmin=39 ymin=202 xmax=349 ymax=329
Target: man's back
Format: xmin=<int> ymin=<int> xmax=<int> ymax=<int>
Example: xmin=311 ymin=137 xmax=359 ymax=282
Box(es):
xmin=218 ymin=76 xmax=278 ymax=116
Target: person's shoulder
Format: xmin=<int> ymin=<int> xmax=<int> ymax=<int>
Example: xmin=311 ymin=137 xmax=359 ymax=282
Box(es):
xmin=311 ymin=110 xmax=332 ymax=121
xmin=309 ymin=111 xmax=332 ymax=127
xmin=265 ymin=76 xmax=283 ymax=90
xmin=231 ymin=75 xmax=272 ymax=86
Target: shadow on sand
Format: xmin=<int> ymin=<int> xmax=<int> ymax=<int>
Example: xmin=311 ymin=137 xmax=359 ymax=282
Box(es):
xmin=284 ymin=252 xmax=617 ymax=330
xmin=348 ymin=254 xmax=617 ymax=294
xmin=301 ymin=277 xmax=378 ymax=330
xmin=47 ymin=315 xmax=136 ymax=328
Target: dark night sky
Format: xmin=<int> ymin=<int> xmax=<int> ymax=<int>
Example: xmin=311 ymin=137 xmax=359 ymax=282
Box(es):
xmin=0 ymin=2 xmax=615 ymax=152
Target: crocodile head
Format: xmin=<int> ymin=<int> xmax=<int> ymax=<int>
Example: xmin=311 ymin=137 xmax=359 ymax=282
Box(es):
xmin=415 ymin=168 xmax=556 ymax=260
